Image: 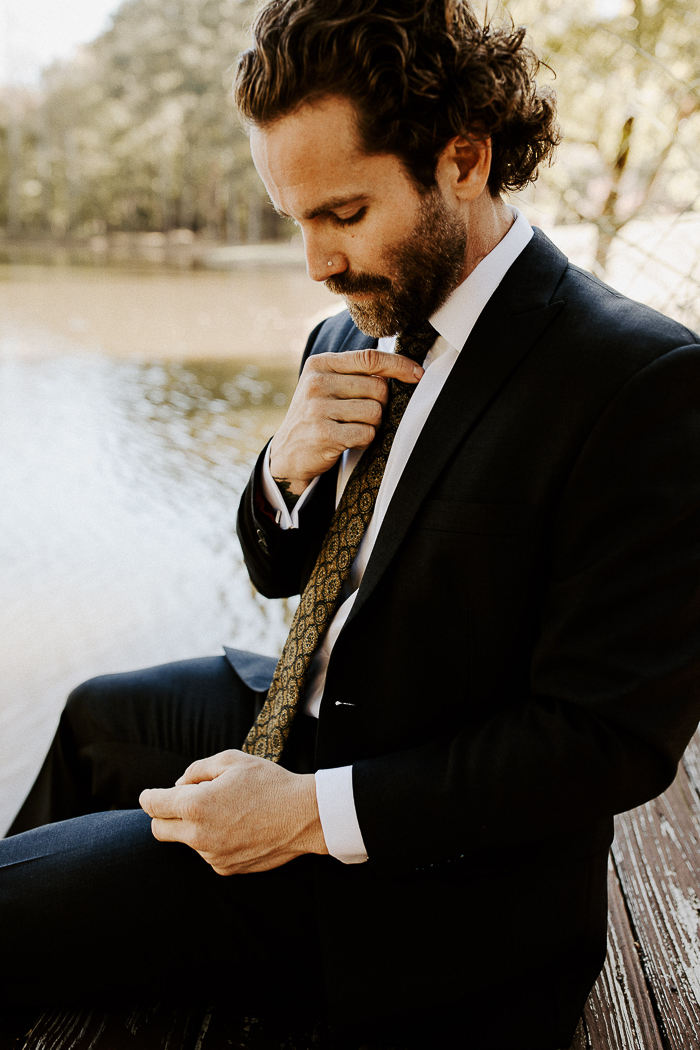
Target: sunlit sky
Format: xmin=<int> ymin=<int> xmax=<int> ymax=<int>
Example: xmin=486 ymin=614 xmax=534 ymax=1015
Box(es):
xmin=0 ymin=0 xmax=123 ymax=85
xmin=0 ymin=0 xmax=628 ymax=86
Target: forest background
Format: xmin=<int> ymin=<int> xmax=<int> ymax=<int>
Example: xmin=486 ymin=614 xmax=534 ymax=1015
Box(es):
xmin=0 ymin=0 xmax=697 ymax=306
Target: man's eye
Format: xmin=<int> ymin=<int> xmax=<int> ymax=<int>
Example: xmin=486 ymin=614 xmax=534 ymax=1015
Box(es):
xmin=334 ymin=207 xmax=367 ymax=228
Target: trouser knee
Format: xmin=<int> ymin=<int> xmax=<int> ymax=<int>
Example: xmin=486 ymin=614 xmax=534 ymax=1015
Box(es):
xmin=6 ymin=677 xmax=115 ymax=834
xmin=63 ymin=673 xmax=122 ymax=743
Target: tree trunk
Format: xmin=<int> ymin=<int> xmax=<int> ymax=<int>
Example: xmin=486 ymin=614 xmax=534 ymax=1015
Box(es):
xmin=594 ymin=115 xmax=633 ymax=274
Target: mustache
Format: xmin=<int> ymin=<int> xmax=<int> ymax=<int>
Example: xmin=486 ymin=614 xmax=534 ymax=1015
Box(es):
xmin=325 ymin=271 xmax=393 ymax=296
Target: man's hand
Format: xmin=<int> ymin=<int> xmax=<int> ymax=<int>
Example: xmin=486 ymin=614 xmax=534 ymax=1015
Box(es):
xmin=139 ymin=750 xmax=329 ymax=875
xmin=270 ymin=348 xmax=424 ymax=495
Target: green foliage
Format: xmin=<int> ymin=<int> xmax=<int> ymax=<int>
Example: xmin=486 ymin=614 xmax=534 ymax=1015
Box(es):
xmin=0 ymin=0 xmax=288 ymax=240
xmin=0 ymin=0 xmax=698 ymax=257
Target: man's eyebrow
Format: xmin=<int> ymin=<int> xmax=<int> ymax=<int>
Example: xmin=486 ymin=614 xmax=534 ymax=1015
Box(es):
xmin=272 ymin=195 xmax=368 ymax=221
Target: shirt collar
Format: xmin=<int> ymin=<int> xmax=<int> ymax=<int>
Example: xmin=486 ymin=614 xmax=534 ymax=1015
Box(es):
xmin=429 ymin=205 xmax=533 ymax=353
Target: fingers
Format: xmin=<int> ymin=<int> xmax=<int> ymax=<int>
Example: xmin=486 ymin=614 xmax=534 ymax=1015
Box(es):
xmin=141 ymin=784 xmax=205 ymax=846
xmin=319 ymin=348 xmax=424 ymax=383
xmin=141 ymin=756 xmax=315 ymax=873
xmin=302 ymin=369 xmax=388 ymax=406
xmin=331 ymin=422 xmax=376 ymax=450
xmin=140 ymin=784 xmax=197 ymax=820
xmin=149 ymin=817 xmax=187 ymax=843
xmin=175 ymin=750 xmax=239 ymax=786
xmin=139 ymin=786 xmax=176 ymax=818
xmin=327 ymin=373 xmax=390 ymax=404
xmin=328 ymin=397 xmax=384 ymax=427
xmin=270 ymin=347 xmax=421 ymax=485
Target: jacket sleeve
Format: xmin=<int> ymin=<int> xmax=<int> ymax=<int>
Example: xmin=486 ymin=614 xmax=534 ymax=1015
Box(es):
xmin=352 ymin=341 xmax=700 ymax=871
xmin=236 ymin=319 xmax=338 ymax=599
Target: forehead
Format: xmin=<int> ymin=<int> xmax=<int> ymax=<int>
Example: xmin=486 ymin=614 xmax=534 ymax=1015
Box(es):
xmin=250 ymin=95 xmax=411 ymax=218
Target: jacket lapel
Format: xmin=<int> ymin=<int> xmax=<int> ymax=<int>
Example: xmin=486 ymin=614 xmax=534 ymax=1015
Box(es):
xmin=339 ymin=323 xmax=378 ymax=355
xmin=308 ymin=310 xmax=378 ymax=360
xmin=347 ymin=228 xmax=568 ymax=623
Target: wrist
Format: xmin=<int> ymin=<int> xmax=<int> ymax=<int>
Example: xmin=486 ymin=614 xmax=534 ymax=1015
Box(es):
xmin=294 ymin=774 xmax=329 ymax=856
xmin=271 ymin=470 xmax=310 ymax=500
xmin=269 ymin=440 xmax=311 ymax=498
xmin=274 ymin=477 xmax=306 ymax=511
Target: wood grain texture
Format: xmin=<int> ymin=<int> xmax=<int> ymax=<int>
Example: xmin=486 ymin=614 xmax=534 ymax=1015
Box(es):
xmin=582 ymin=856 xmax=664 ymax=1050
xmin=195 ymin=1010 xmax=334 ymax=1049
xmin=565 ymin=1017 xmax=588 ymax=1050
xmin=0 ymin=1002 xmax=205 ymax=1050
xmin=0 ymin=1006 xmax=341 ymax=1050
xmin=682 ymin=728 xmax=700 ymax=802
xmin=612 ymin=761 xmax=700 ymax=1049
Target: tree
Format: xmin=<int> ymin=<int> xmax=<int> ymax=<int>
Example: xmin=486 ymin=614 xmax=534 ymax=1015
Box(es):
xmin=503 ymin=0 xmax=700 ymax=272
xmin=0 ymin=0 xmax=289 ymax=241
xmin=1 ymin=0 xmax=698 ymax=253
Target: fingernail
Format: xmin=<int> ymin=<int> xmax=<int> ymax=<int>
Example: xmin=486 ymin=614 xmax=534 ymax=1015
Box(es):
xmin=413 ymin=365 xmax=423 ymax=378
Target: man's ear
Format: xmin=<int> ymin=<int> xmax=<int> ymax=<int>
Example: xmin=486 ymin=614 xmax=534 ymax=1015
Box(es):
xmin=436 ymin=134 xmax=492 ymax=202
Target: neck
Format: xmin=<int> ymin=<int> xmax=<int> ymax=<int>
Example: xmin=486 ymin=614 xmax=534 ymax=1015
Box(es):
xmin=459 ymin=194 xmax=514 ymax=283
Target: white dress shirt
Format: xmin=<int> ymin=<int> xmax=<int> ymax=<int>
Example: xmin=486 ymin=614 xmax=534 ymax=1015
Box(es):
xmin=261 ymin=206 xmax=533 ymax=863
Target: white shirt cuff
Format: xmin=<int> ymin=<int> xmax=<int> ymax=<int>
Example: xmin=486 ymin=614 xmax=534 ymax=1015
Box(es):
xmin=315 ymin=765 xmax=368 ymax=864
xmin=260 ymin=444 xmax=319 ymax=529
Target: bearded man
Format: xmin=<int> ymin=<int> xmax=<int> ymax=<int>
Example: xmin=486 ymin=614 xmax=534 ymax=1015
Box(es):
xmin=3 ymin=1 xmax=700 ymax=1047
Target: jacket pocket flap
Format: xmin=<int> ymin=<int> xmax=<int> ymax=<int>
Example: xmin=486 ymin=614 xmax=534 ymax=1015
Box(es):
xmin=223 ymin=647 xmax=277 ymax=692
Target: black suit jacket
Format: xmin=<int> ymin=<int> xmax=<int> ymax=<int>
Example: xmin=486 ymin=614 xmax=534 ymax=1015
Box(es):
xmin=236 ymin=229 xmax=700 ymax=1045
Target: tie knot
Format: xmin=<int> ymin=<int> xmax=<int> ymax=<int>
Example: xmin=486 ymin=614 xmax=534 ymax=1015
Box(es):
xmin=395 ymin=321 xmax=437 ymax=366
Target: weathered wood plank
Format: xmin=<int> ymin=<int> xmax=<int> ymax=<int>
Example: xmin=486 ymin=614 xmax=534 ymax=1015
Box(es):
xmin=195 ymin=1010 xmax=334 ymax=1049
xmin=612 ymin=761 xmax=700 ymax=1048
xmin=0 ymin=1004 xmax=600 ymax=1050
xmin=0 ymin=1001 xmax=205 ymax=1050
xmin=0 ymin=1006 xmax=341 ymax=1050
xmin=0 ymin=856 xmax=672 ymax=1050
xmin=565 ymin=1017 xmax=588 ymax=1050
xmin=682 ymin=726 xmax=700 ymax=801
xmin=582 ymin=855 xmax=664 ymax=1050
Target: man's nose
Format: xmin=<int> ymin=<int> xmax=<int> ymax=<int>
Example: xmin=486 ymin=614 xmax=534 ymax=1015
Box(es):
xmin=303 ymin=232 xmax=347 ymax=283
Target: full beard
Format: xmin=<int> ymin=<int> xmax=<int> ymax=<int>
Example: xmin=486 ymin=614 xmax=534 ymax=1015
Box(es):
xmin=325 ymin=187 xmax=468 ymax=337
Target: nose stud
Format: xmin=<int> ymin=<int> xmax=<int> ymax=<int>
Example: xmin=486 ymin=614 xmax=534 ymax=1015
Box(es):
xmin=327 ymin=260 xmax=333 ymax=266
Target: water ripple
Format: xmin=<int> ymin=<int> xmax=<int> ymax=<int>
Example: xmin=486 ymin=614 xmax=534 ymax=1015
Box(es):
xmin=0 ymin=350 xmax=298 ymax=833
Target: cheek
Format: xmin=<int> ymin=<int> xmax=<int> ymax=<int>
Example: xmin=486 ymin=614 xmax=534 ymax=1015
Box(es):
xmin=350 ymin=216 xmax=414 ymax=274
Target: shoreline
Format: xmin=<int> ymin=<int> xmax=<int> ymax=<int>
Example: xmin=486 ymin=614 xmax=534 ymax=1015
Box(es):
xmin=0 ymin=265 xmax=343 ymax=363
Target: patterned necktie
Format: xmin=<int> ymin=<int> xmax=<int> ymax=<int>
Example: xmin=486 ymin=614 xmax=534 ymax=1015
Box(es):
xmin=242 ymin=321 xmax=437 ymax=761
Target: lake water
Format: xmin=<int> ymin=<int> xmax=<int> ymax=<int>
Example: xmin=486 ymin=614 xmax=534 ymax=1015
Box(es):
xmin=1 ymin=217 xmax=698 ymax=835
xmin=0 ymin=264 xmax=340 ymax=835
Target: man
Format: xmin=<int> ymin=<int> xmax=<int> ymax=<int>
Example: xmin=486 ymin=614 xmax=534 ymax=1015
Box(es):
xmin=3 ymin=0 xmax=700 ymax=1047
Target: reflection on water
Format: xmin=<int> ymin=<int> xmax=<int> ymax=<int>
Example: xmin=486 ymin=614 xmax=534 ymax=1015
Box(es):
xmin=0 ymin=266 xmax=333 ymax=835
xmin=121 ymin=358 xmax=296 ymax=495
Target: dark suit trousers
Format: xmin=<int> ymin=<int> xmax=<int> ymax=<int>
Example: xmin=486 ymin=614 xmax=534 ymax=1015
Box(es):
xmin=1 ymin=656 xmax=326 ymax=1019
xmin=8 ymin=654 xmax=315 ymax=833
xmin=1 ymin=656 xmax=600 ymax=1047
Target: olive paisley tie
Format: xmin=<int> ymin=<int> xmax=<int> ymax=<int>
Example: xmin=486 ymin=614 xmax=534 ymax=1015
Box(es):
xmin=241 ymin=321 xmax=437 ymax=761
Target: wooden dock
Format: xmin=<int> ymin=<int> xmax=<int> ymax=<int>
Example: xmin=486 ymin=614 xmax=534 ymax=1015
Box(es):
xmin=579 ymin=727 xmax=700 ymax=1050
xmin=2 ymin=728 xmax=700 ymax=1050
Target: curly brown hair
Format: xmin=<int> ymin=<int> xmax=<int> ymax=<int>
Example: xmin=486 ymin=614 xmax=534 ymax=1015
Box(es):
xmin=234 ymin=0 xmax=560 ymax=196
